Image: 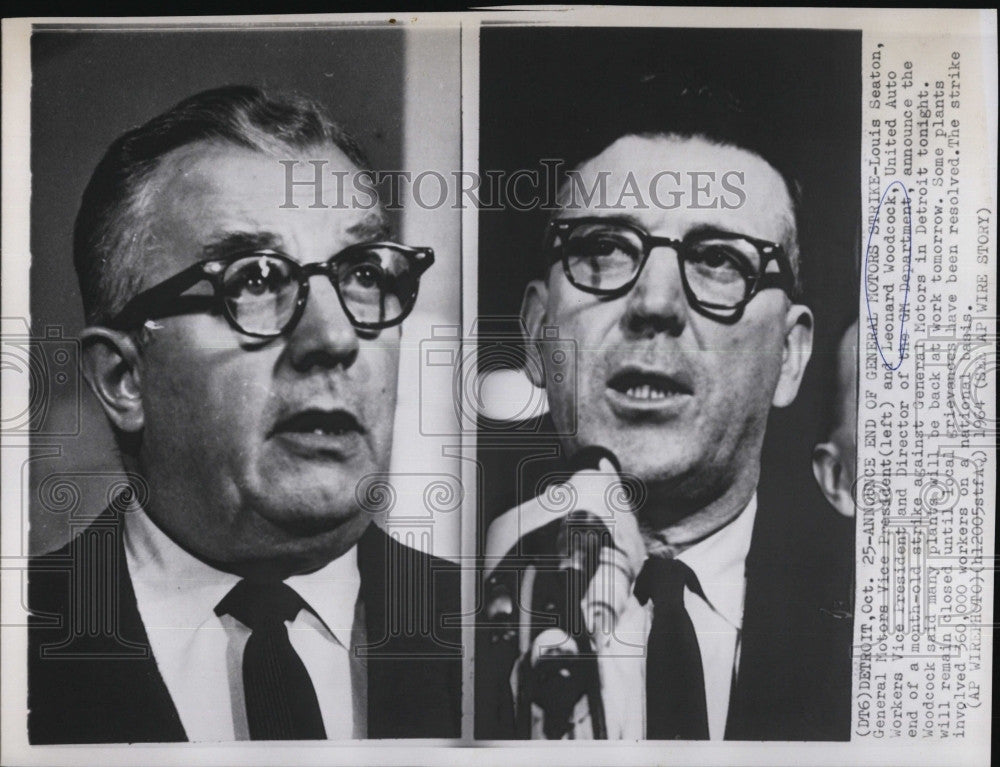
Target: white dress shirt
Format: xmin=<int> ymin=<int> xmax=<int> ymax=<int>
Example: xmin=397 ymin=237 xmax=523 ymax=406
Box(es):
xmin=124 ymin=507 xmax=365 ymax=741
xmin=597 ymin=494 xmax=757 ymax=740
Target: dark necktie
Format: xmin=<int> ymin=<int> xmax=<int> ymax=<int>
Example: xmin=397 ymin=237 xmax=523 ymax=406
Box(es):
xmin=634 ymin=557 xmax=710 ymax=740
xmin=215 ymin=580 xmax=327 ymax=740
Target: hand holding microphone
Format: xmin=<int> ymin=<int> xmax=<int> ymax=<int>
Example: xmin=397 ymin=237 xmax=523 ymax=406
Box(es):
xmin=556 ymin=447 xmax=645 ymax=647
xmin=483 ymin=446 xmax=644 ymax=738
xmin=484 ymin=445 xmax=644 ymax=644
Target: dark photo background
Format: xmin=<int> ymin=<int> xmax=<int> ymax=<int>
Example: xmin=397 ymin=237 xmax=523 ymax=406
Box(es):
xmin=476 ymin=27 xmax=860 ymax=576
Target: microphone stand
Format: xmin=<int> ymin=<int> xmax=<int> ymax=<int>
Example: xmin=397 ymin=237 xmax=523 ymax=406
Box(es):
xmin=518 ymin=513 xmax=610 ymax=739
xmin=486 ymin=446 xmax=633 ymax=740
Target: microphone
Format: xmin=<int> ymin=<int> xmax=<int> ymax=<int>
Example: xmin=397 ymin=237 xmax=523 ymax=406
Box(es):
xmin=560 ymin=446 xmax=645 ymax=646
xmin=523 ymin=446 xmax=643 ymax=739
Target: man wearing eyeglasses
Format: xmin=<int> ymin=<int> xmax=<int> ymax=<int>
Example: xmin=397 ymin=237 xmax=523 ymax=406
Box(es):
xmin=479 ymin=88 xmax=853 ymax=741
xmin=28 ymin=86 xmax=459 ymax=743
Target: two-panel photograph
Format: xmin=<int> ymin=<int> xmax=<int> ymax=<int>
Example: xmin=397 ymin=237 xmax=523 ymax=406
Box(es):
xmin=1 ymin=10 xmax=995 ymax=767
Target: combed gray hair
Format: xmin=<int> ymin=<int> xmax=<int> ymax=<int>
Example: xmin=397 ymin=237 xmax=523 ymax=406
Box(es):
xmin=74 ymin=85 xmax=371 ymax=326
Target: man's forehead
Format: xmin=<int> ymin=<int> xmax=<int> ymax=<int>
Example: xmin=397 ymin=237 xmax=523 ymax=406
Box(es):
xmin=557 ymin=133 xmax=796 ymax=244
xmin=150 ymin=139 xmax=360 ymax=204
xmin=143 ymin=139 xmax=387 ymax=244
xmin=571 ymin=134 xmax=782 ymax=182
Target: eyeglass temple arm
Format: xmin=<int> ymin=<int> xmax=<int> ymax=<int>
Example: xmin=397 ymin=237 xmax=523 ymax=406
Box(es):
xmin=411 ymin=247 xmax=435 ymax=275
xmin=392 ymin=249 xmax=435 ymax=320
xmin=390 ymin=254 xmax=431 ymax=322
xmin=756 ymin=247 xmax=799 ymax=299
xmin=107 ymin=262 xmax=215 ymax=330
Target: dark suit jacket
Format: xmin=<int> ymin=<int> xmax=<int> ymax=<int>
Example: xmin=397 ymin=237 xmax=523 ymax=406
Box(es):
xmin=28 ymin=509 xmax=462 ymax=744
xmin=475 ymin=486 xmax=854 ymax=741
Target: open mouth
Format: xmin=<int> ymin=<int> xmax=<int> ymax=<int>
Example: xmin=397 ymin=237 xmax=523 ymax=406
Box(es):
xmin=272 ymin=408 xmax=364 ymax=438
xmin=606 ymin=368 xmax=694 ymax=401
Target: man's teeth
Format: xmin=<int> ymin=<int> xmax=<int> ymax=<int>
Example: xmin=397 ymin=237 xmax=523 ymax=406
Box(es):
xmin=311 ymin=427 xmax=347 ymax=435
xmin=625 ymin=384 xmax=671 ymax=400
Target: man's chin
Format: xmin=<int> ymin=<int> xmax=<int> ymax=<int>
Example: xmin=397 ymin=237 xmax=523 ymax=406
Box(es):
xmin=262 ymin=503 xmax=369 ymax=538
xmin=230 ymin=506 xmax=371 ymax=577
xmin=576 ymin=428 xmax=692 ymax=478
xmin=622 ymin=461 xmax=694 ymax=497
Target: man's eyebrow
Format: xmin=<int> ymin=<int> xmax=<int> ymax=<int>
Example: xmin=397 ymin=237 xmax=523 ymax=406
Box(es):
xmin=346 ymin=212 xmax=391 ymax=241
xmin=681 ymin=223 xmax=773 ymax=242
xmin=559 ymin=214 xmax=726 ymax=236
xmin=558 ymin=216 xmax=785 ymax=246
xmin=202 ymin=231 xmax=283 ymax=258
xmin=592 ymin=213 xmax=646 ymax=227
xmin=610 ymin=213 xmax=647 ymax=230
xmin=554 ymin=212 xmax=648 ymax=230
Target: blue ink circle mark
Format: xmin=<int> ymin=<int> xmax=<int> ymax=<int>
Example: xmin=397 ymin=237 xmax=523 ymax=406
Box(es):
xmin=864 ymin=180 xmax=912 ymax=371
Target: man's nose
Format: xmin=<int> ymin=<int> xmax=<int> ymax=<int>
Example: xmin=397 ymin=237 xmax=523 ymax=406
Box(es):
xmin=284 ymin=276 xmax=360 ymax=371
xmin=621 ymin=247 xmax=687 ymax=338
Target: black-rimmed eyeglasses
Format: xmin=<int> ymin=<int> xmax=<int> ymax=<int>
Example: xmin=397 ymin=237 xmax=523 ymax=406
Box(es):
xmin=545 ymin=218 xmax=797 ymax=324
xmin=108 ymin=243 xmax=435 ymax=338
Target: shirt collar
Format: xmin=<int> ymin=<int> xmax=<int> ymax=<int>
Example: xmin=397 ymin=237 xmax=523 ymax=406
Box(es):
xmin=675 ymin=493 xmax=757 ymax=630
xmin=287 ymin=548 xmax=360 ymax=649
xmin=123 ymin=506 xmax=360 ymax=649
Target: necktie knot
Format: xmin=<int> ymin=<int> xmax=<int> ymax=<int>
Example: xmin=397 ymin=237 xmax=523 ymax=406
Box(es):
xmin=633 ymin=556 xmax=701 ymax=609
xmin=214 ymin=579 xmax=326 ymax=740
xmin=215 ymin=580 xmax=308 ymax=631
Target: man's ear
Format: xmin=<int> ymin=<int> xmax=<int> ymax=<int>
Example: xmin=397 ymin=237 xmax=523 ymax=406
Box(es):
xmin=772 ymin=303 xmax=813 ymax=407
xmin=812 ymin=442 xmax=855 ymax=518
xmin=520 ymin=279 xmax=549 ymax=388
xmin=79 ymin=327 xmax=145 ymax=433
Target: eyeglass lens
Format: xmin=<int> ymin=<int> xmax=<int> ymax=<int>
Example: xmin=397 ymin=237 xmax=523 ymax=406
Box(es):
xmin=220 ymin=248 xmax=414 ymax=335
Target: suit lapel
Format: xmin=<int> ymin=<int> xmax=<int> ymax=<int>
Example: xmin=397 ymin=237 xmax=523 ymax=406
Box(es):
xmin=28 ymin=506 xmax=186 ymax=743
xmin=725 ymin=501 xmax=853 ymax=741
xmin=724 ymin=507 xmax=792 ymax=740
xmin=32 ymin=513 xmax=461 ymax=742
xmin=357 ymin=524 xmax=462 ymax=738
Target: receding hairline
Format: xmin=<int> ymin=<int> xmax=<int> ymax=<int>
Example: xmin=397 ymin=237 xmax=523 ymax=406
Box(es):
xmin=134 ymin=135 xmax=369 ymax=214
xmin=552 ymin=131 xmax=801 ymax=265
xmin=74 ymin=85 xmax=377 ymax=327
xmin=114 ymin=135 xmax=388 ymax=297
